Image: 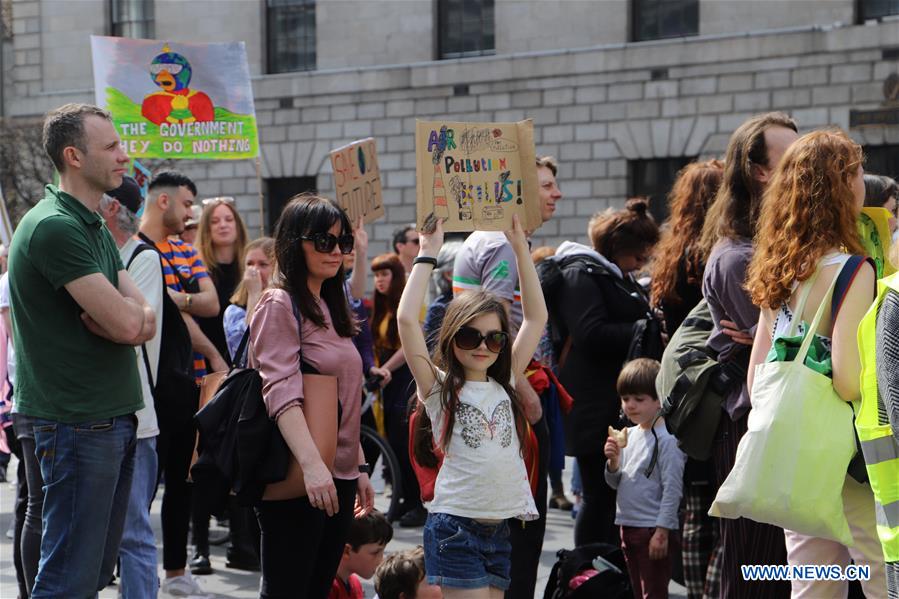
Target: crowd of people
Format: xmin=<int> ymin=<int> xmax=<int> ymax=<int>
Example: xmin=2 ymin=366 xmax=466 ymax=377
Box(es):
xmin=0 ymin=101 xmax=897 ymax=599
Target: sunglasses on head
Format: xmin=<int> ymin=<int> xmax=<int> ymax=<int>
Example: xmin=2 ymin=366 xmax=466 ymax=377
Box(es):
xmin=301 ymin=232 xmax=355 ymax=254
xmin=202 ymin=196 xmax=236 ymax=206
xmin=453 ymin=326 xmax=509 ymax=353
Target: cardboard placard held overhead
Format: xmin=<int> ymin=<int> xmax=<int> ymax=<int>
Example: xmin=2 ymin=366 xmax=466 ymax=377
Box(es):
xmin=415 ymin=119 xmax=541 ymax=232
xmin=330 ymin=138 xmax=385 ymax=224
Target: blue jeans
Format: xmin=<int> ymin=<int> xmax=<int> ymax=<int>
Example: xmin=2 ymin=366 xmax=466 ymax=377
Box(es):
xmin=423 ymin=512 xmax=512 ymax=590
xmin=119 ymin=436 xmax=159 ymax=599
xmin=30 ymin=415 xmax=137 ymax=599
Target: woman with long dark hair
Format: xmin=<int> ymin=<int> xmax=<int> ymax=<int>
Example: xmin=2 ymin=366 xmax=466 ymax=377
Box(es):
xmin=371 ymin=253 xmax=424 ymax=526
xmin=698 ymin=112 xmax=798 ymax=598
xmin=250 ymin=195 xmax=374 ymax=598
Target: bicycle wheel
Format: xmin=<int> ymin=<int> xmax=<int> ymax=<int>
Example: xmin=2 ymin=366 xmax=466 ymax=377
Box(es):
xmin=360 ymin=423 xmax=403 ymax=519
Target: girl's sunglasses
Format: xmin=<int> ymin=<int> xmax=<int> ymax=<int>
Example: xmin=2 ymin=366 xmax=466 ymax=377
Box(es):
xmin=301 ymin=232 xmax=355 ymax=254
xmin=453 ymin=326 xmax=509 ymax=353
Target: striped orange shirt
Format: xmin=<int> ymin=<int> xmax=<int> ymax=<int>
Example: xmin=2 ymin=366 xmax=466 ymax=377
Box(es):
xmin=154 ymin=237 xmax=209 ymax=380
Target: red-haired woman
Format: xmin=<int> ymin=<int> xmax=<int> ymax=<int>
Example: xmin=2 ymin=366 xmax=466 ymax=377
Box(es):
xmin=371 ymin=253 xmax=424 ymax=526
xmin=650 ymin=159 xmax=724 ymax=598
xmin=745 ymin=129 xmax=885 ymax=597
xmin=651 ymin=159 xmax=724 ymax=334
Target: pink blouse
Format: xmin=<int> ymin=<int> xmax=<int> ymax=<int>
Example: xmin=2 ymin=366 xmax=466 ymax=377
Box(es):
xmin=249 ymin=288 xmax=363 ymax=480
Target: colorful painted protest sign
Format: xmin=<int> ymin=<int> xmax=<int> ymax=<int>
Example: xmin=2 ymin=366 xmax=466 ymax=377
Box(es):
xmin=329 ymin=138 xmax=385 ymax=224
xmin=91 ymin=36 xmax=258 ymax=160
xmin=415 ymin=119 xmax=540 ymax=232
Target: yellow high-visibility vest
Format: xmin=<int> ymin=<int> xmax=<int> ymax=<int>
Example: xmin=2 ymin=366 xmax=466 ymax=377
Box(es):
xmin=857 ymin=273 xmax=899 ymax=563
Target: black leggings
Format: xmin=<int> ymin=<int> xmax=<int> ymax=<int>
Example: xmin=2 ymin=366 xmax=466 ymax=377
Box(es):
xmin=506 ymin=416 xmax=550 ymax=599
xmin=156 ymin=418 xmax=196 ymax=571
xmin=13 ymin=413 xmax=44 ymax=597
xmin=573 ymin=451 xmax=619 ymax=547
xmin=255 ymin=478 xmax=357 ymax=599
xmin=381 ymin=362 xmax=421 ymax=516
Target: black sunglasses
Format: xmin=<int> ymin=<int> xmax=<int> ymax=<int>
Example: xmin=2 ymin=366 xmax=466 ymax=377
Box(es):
xmin=453 ymin=326 xmax=509 ymax=353
xmin=301 ymin=232 xmax=354 ymax=254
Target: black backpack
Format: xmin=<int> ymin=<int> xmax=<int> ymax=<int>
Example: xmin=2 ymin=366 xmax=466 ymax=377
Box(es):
xmin=539 ymin=254 xmax=664 ymax=365
xmin=537 ymin=254 xmax=590 ymax=366
xmin=542 ymin=543 xmax=631 ymax=599
xmin=127 ymin=243 xmax=199 ymax=431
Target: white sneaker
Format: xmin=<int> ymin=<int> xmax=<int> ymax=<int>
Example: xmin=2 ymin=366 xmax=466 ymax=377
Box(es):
xmin=161 ymin=573 xmax=211 ymax=597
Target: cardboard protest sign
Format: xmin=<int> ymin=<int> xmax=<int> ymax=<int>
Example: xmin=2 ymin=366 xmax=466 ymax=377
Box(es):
xmin=415 ymin=119 xmax=541 ymax=232
xmin=329 ymin=138 xmax=385 ymax=224
xmin=91 ymin=36 xmax=258 ymax=160
xmin=858 ymin=206 xmax=897 ymax=279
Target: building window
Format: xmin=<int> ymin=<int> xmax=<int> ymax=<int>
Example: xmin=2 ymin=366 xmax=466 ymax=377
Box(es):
xmin=629 ymin=157 xmax=695 ymax=223
xmin=632 ymin=0 xmax=698 ymax=42
xmin=267 ymin=0 xmax=316 ymax=74
xmin=438 ymin=0 xmax=495 ymax=59
xmin=858 ymin=0 xmax=899 ymax=21
xmin=863 ymin=145 xmax=899 ymax=182
xmin=265 ymin=176 xmax=316 ymax=233
xmin=110 ymin=0 xmax=154 ymax=39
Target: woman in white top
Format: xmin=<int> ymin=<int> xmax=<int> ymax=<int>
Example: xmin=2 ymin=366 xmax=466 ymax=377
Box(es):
xmin=397 ymin=215 xmax=546 ymax=598
xmin=745 ymin=129 xmax=886 ymax=598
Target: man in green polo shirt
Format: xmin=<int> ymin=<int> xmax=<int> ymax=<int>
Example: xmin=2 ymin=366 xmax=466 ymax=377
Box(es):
xmin=8 ymin=103 xmax=156 ymax=598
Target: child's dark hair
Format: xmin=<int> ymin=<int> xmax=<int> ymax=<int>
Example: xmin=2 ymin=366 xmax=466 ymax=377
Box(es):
xmin=616 ymin=358 xmax=660 ymax=398
xmin=410 ymin=291 xmax=528 ymax=467
xmin=347 ymin=510 xmax=393 ymax=551
xmin=374 ymin=546 xmax=426 ymax=599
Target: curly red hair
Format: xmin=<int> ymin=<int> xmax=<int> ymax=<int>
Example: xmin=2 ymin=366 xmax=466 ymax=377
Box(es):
xmin=746 ymin=129 xmax=865 ymax=310
xmin=650 ymin=159 xmax=724 ymax=308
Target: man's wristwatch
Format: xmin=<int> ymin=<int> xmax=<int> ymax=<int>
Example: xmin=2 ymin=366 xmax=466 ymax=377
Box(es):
xmin=358 ymin=463 xmax=372 ymax=475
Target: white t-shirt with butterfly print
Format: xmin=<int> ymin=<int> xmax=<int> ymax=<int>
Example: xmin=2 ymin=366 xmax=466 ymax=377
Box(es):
xmin=423 ymin=369 xmax=538 ymax=521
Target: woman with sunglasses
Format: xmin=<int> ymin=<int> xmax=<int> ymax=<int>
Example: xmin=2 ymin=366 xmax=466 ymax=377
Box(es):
xmin=370 ymin=253 xmax=425 ymax=526
xmin=249 ymin=195 xmax=374 ymax=599
xmin=398 ymin=215 xmax=546 ymax=598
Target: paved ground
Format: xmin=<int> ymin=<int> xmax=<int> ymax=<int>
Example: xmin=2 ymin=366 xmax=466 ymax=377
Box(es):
xmin=0 ymin=455 xmax=687 ymax=598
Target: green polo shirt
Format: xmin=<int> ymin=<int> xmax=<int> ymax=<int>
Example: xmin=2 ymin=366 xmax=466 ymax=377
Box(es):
xmin=8 ymin=185 xmax=142 ymax=423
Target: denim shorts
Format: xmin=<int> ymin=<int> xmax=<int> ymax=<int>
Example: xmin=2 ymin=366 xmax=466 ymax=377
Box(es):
xmin=423 ymin=512 xmax=512 ymax=590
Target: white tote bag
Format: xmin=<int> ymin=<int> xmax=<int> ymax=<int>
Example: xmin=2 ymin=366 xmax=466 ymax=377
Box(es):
xmin=709 ymin=264 xmax=856 ymax=545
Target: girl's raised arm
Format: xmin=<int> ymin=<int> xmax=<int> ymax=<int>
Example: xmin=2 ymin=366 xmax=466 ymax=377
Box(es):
xmin=508 ymin=214 xmax=549 ymax=376
xmin=398 ymin=220 xmax=443 ymax=398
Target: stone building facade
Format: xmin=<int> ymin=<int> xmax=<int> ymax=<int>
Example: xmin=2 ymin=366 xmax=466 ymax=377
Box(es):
xmin=4 ymin=0 xmax=899 ymax=253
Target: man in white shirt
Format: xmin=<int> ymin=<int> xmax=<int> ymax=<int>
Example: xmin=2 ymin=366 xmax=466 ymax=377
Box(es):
xmin=100 ymin=176 xmax=164 ymax=598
